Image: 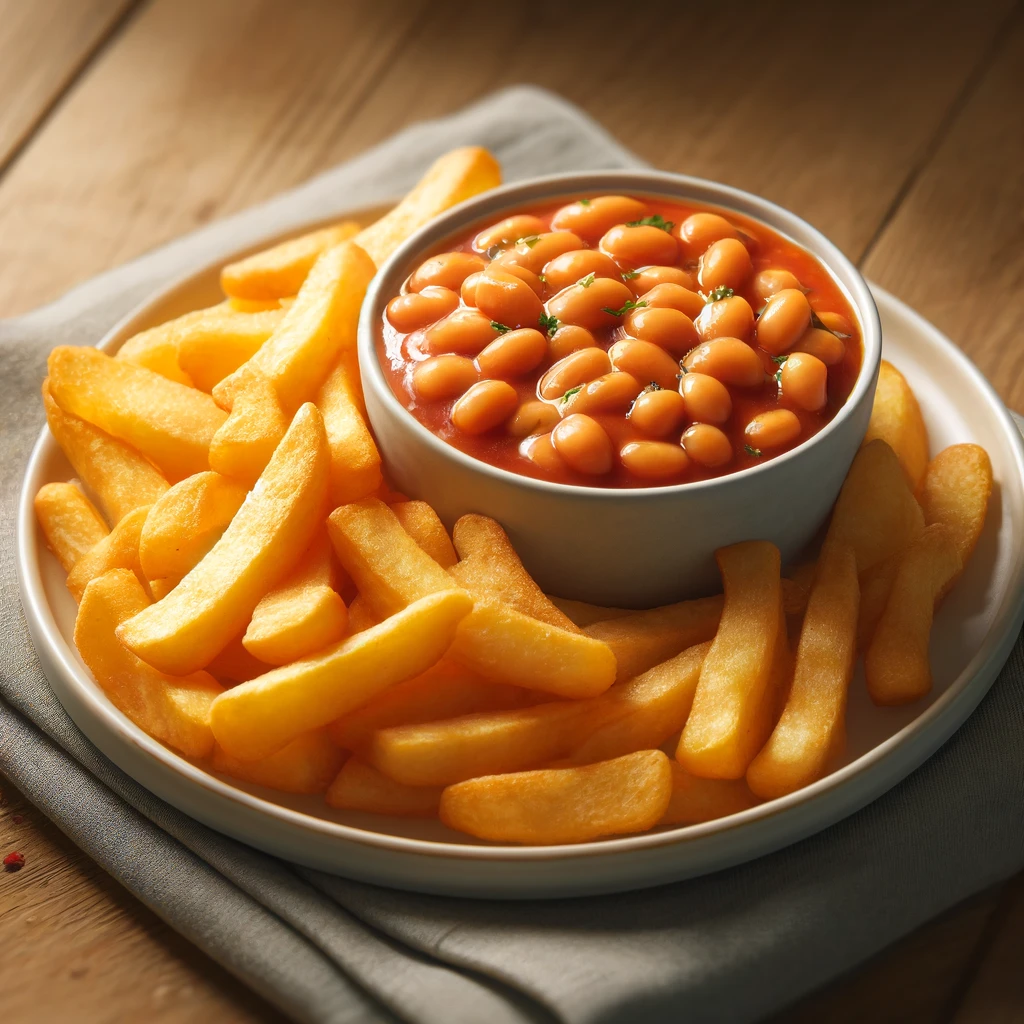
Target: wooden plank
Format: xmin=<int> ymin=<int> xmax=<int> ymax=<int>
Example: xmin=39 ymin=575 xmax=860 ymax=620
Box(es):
xmin=0 ymin=0 xmax=426 ymax=317
xmin=0 ymin=779 xmax=283 ymax=1023
xmin=862 ymin=13 xmax=1024 ymax=409
xmin=0 ymin=0 xmax=136 ymax=169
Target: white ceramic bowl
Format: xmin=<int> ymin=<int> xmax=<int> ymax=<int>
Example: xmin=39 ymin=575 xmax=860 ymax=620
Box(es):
xmin=358 ymin=171 xmax=882 ymax=607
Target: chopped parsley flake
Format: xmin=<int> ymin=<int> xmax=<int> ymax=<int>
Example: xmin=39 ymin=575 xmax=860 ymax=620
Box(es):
xmin=579 ymin=273 xmax=596 ymax=289
xmin=560 ymin=385 xmax=584 ymax=404
xmin=626 ymin=214 xmax=675 ymax=232
xmin=537 ymin=273 xmax=547 ymax=284
xmin=622 ymin=269 xmax=641 ymax=280
xmin=601 ymin=299 xmax=647 ymax=317
xmin=771 ymin=354 xmax=789 ymax=365
xmin=519 ymin=235 xmax=541 ymax=248
xmin=744 ymin=444 xmax=763 ymax=458
xmin=578 ymin=198 xmax=591 ymax=206
xmin=490 ymin=321 xmax=511 ymax=334
xmin=538 ymin=312 xmax=560 ymax=336
xmin=702 ymin=285 xmax=735 ymax=303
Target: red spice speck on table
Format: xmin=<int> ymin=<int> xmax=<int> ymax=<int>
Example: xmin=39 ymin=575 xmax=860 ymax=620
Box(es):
xmin=3 ymin=851 xmax=26 ymax=872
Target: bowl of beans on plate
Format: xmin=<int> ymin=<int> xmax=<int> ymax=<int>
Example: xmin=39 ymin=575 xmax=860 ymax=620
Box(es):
xmin=358 ymin=171 xmax=881 ymax=606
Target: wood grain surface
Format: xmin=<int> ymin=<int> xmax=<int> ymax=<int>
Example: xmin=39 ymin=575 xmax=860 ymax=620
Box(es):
xmin=1 ymin=1 xmax=1022 ymax=1022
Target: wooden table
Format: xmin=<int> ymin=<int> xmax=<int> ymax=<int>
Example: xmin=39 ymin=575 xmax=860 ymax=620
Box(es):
xmin=1 ymin=0 xmax=1022 ymax=1020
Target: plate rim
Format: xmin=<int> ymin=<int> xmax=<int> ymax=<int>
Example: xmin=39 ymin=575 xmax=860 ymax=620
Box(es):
xmin=15 ymin=220 xmax=1024 ymax=891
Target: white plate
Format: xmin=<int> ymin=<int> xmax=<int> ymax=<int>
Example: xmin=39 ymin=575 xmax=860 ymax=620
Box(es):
xmin=16 ymin=239 xmax=1024 ymax=898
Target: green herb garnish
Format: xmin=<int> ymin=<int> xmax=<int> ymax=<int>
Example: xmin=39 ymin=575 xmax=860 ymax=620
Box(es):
xmin=626 ymin=214 xmax=675 ymax=232
xmin=771 ymin=354 xmax=789 ymax=365
xmin=744 ymin=444 xmax=763 ymax=458
xmin=490 ymin=321 xmax=511 ymax=334
xmin=579 ymin=273 xmax=596 ymax=289
xmin=622 ymin=269 xmax=641 ymax=281
xmin=702 ymin=285 xmax=734 ymax=303
xmin=537 ymin=273 xmax=547 ymax=284
xmin=538 ymin=312 xmax=560 ymax=336
xmin=601 ymin=299 xmax=647 ymax=317
xmin=578 ymin=198 xmax=591 ymax=206
xmin=518 ymin=235 xmax=541 ymax=248
xmin=560 ymin=385 xmax=584 ymax=404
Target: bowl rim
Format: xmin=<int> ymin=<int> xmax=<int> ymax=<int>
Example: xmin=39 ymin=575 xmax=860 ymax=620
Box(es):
xmin=358 ymin=168 xmax=883 ymax=500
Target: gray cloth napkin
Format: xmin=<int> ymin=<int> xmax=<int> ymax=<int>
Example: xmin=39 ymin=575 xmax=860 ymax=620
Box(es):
xmin=1 ymin=86 xmax=1022 ymax=1024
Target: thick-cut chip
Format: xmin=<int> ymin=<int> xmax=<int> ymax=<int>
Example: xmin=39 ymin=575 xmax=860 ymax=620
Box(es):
xmin=345 ymin=594 xmax=378 ymax=634
xmin=243 ymin=530 xmax=348 ymax=665
xmin=149 ymin=577 xmax=178 ymax=601
xmin=919 ymin=444 xmax=993 ymax=570
xmin=354 ymin=147 xmax=501 ymax=266
xmin=206 ymin=635 xmax=271 ymax=684
xmin=211 ymin=730 xmax=344 ymax=793
xmin=566 ymin=641 xmax=711 ymax=765
xmin=211 ymin=590 xmax=474 ymax=760
xmin=448 ymin=515 xmax=578 ymax=630
xmin=34 ymin=482 xmax=109 ymax=572
xmin=66 ymin=504 xmax=150 ymax=602
xmin=584 ymin=596 xmax=723 ymax=683
xmin=678 ymin=541 xmax=781 ymax=779
xmin=824 ymin=439 xmax=924 ymax=573
xmin=214 ymin=241 xmax=376 ymax=414
xmin=328 ymin=499 xmax=615 ymax=697
xmin=138 ymin=471 xmax=248 ymax=585
xmin=208 ymin=369 xmax=288 ymax=488
xmin=116 ymin=309 xmax=207 ymax=385
xmin=75 ymin=570 xmax=221 ymax=757
xmin=176 ymin=308 xmax=285 ymax=393
xmin=856 ymin=552 xmax=901 ymax=650
xmin=227 ymin=297 xmax=281 ymax=313
xmin=43 ymin=380 xmax=168 ymax=524
xmin=863 ymin=361 xmax=929 ymax=491
xmin=221 ymin=221 xmax=361 ymax=301
xmin=393 ymin=501 xmax=458 ymax=569
xmin=439 ymin=749 xmax=672 ymax=845
xmin=117 ymin=403 xmax=329 ymax=675
xmin=317 ymin=348 xmax=383 ymax=505
xmin=747 ymin=544 xmax=859 ymax=799
xmin=660 ymin=762 xmax=760 ymax=825
xmin=328 ymin=661 xmax=537 ymax=752
xmin=550 ymin=597 xmax=631 ymax=627
xmin=865 ymin=524 xmax=961 ymax=705
xmin=325 ymin=759 xmax=442 ymax=817
xmin=369 ymin=701 xmax=595 ymax=787
xmin=48 ymin=347 xmax=227 ymax=482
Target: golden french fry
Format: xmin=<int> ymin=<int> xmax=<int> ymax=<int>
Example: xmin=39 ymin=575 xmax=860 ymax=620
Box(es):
xmin=48 ymin=346 xmax=227 ymax=482
xmin=566 ymin=641 xmax=711 ymax=765
xmin=327 ymin=499 xmax=616 ymax=697
xmin=243 ymin=530 xmax=348 ymax=665
xmin=747 ymin=544 xmax=859 ymax=799
xmin=439 ymin=749 xmax=672 ymax=845
xmin=660 ymin=762 xmax=759 ymax=825
xmin=214 ymin=241 xmax=376 ymax=414
xmin=325 ymin=759 xmax=442 ymax=817
xmin=865 ymin=524 xmax=961 ymax=705
xmin=863 ymin=360 xmax=929 ymax=491
xmin=678 ymin=541 xmax=781 ymax=779
xmin=328 ymin=661 xmax=538 ymax=751
xmin=782 ymin=564 xmax=816 ymax=618
xmin=212 ymin=729 xmax=344 ymax=793
xmin=316 ymin=348 xmax=383 ymax=505
xmin=449 ymin=515 xmax=578 ymax=630
xmin=354 ymin=147 xmax=501 ymax=266
xmin=66 ymin=504 xmax=151 ymax=603
xmin=206 ymin=635 xmax=271 ymax=684
xmin=208 ymin=368 xmax=289 ymax=488
xmin=116 ymin=309 xmax=207 ymax=386
xmin=920 ymin=443 xmax=993 ymax=569
xmin=393 ymin=501 xmax=458 ymax=569
xmin=345 ymin=594 xmax=378 ymax=634
xmin=583 ymin=595 xmax=723 ymax=683
xmin=549 ymin=597 xmax=632 ymax=627
xmin=824 ymin=438 xmax=924 ymax=573
xmin=138 ymin=471 xmax=248 ymax=585
xmin=117 ymin=404 xmax=329 ymax=675
xmin=176 ymin=308 xmax=285 ymax=393
xmin=221 ymin=221 xmax=361 ymax=301
xmin=34 ymin=482 xmax=109 ymax=572
xmin=43 ymin=380 xmax=168 ymax=524
xmin=75 ymin=569 xmax=221 ymax=757
xmin=856 ymin=552 xmax=901 ymax=650
xmin=149 ymin=577 xmax=178 ymax=601
xmin=211 ymin=590 xmax=474 ymax=760
xmin=227 ymin=297 xmax=282 ymax=313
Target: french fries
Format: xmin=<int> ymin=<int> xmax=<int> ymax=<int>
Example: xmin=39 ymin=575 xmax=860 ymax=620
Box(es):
xmin=439 ymin=750 xmax=672 ymax=844
xmin=242 ymin=530 xmax=348 ymax=665
xmin=66 ymin=504 xmax=151 ymax=603
xmin=117 ymin=403 xmax=329 ymax=675
xmin=208 ymin=368 xmax=288 ymax=487
xmin=212 ymin=729 xmax=344 ymax=794
xmin=354 ymin=147 xmax=501 ymax=266
xmin=863 ymin=360 xmax=930 ymax=491
xmin=660 ymin=763 xmax=759 ymax=825
xmin=221 ymin=221 xmax=360 ymax=301
xmin=211 ymin=590 xmax=473 ymax=761
xmin=865 ymin=524 xmax=961 ymax=705
xmin=214 ymin=241 xmax=376 ymax=414
xmin=206 ymin=636 xmax=271 ymax=684
xmin=48 ymin=347 xmax=227 ymax=482
xmin=43 ymin=380 xmax=168 ymax=523
xmin=75 ymin=570 xmax=221 ymax=758
xmin=449 ymin=515 xmax=578 ymax=630
xmin=678 ymin=542 xmax=781 ymax=779
xmin=920 ymin=444 xmax=993 ymax=570
xmin=747 ymin=544 xmax=859 ymax=799
xmin=34 ymin=482 xmax=109 ymax=572
xmin=176 ymin=308 xmax=285 ymax=392
xmin=325 ymin=759 xmax=442 ymax=817
xmin=116 ymin=307 xmax=209 ymax=385
xmin=550 ymin=597 xmax=631 ymax=627
xmin=393 ymin=501 xmax=458 ymax=569
xmin=138 ymin=471 xmax=248 ymax=586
